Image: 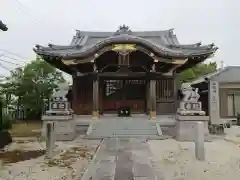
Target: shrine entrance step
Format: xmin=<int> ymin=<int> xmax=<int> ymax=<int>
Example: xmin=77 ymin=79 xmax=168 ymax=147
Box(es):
xmin=85 ymin=118 xmax=169 ymax=139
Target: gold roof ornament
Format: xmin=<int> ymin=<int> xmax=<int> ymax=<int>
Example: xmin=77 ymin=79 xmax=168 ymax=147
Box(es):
xmin=172 ymin=59 xmax=188 ymax=65
xmin=112 ymin=44 xmax=136 ymax=51
xmin=61 ymin=59 xmax=77 ymax=65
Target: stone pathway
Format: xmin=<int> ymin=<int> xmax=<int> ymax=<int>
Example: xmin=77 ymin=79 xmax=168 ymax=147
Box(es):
xmin=81 ymin=138 xmax=164 ymax=180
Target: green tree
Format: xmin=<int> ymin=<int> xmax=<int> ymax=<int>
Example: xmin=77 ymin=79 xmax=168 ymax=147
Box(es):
xmin=177 ymin=62 xmax=217 ymax=82
xmin=0 ymin=67 xmax=23 ymax=107
xmin=0 ymin=58 xmax=65 ymax=119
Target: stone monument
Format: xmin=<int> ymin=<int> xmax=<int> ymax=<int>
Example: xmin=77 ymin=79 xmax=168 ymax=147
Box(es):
xmin=175 ymin=83 xmax=209 ymax=141
xmin=42 ymin=83 xmax=76 ymax=141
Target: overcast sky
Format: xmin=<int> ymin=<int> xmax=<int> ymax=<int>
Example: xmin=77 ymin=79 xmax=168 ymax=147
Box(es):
xmin=0 ymin=0 xmax=239 ymax=77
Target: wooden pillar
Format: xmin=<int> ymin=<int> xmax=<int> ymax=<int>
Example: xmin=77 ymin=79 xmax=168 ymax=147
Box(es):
xmin=149 ymin=64 xmax=157 ymax=120
xmin=99 ymin=79 xmax=103 ymax=115
xmin=146 ymin=80 xmax=150 ymax=114
xmin=92 ymin=64 xmax=99 ymax=120
xmin=72 ymin=75 xmax=78 ymax=112
xmin=173 ymin=72 xmax=179 ymax=112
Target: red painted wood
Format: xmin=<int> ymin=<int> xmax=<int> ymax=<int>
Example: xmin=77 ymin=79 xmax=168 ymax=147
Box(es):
xmin=103 ymin=100 xmax=145 ymax=112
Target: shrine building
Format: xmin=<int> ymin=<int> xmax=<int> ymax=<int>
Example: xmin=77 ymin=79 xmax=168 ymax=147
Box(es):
xmin=34 ymin=25 xmax=217 ymax=120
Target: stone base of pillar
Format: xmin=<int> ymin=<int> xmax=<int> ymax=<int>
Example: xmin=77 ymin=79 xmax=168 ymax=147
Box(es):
xmin=149 ymin=111 xmax=156 ymax=120
xmin=175 ymin=115 xmax=209 ymax=141
xmin=92 ymin=110 xmax=100 ymax=120
xmin=42 ymin=114 xmax=76 ymax=141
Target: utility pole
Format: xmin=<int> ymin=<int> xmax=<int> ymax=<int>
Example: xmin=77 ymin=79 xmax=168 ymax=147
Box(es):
xmin=0 ymin=54 xmax=3 ymax=130
xmin=0 ymin=21 xmax=8 ymax=31
xmin=0 ymin=21 xmax=8 ymax=130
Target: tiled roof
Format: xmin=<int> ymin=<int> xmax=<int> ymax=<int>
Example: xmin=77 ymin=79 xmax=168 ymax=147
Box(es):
xmin=190 ymin=66 xmax=240 ymax=85
xmin=34 ymin=25 xmax=217 ymax=60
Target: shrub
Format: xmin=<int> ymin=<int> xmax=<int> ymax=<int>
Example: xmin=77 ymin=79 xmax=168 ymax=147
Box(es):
xmin=1 ymin=112 xmax=13 ymax=130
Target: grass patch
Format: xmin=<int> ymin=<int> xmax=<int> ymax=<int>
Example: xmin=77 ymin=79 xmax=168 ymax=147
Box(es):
xmin=9 ymin=122 xmax=42 ymax=137
xmin=0 ymin=150 xmax=45 ymax=164
xmin=45 ymin=146 xmax=93 ymax=168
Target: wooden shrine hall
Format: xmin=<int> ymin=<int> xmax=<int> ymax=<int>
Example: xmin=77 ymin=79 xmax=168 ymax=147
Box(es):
xmin=34 ymin=25 xmax=217 ymax=120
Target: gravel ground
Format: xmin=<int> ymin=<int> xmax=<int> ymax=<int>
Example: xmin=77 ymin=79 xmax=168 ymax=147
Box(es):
xmin=0 ymin=136 xmax=101 ymax=180
xmin=148 ymin=126 xmax=240 ymax=180
xmin=2 ymin=126 xmax=240 ymax=180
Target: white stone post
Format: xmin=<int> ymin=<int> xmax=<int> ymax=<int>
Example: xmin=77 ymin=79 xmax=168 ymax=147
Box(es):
xmin=46 ymin=122 xmax=55 ymax=158
xmin=209 ymin=80 xmax=220 ymax=124
xmin=195 ymin=121 xmax=205 ymax=161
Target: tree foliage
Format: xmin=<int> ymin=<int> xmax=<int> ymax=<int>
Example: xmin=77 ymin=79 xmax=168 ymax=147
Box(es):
xmin=177 ymin=62 xmax=217 ymax=82
xmin=0 ymin=57 xmax=65 ymax=119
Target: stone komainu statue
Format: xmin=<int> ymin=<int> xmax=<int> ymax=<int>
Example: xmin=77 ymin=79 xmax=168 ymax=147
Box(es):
xmin=180 ymin=83 xmax=200 ymax=102
xmin=177 ymin=83 xmax=205 ymax=116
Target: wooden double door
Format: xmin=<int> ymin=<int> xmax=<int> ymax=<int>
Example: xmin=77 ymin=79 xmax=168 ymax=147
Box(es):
xmin=101 ymin=79 xmax=147 ymax=113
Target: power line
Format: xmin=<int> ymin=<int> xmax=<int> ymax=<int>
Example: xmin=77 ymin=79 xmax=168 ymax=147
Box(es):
xmin=12 ymin=0 xmax=42 ymax=25
xmin=11 ymin=0 xmax=75 ymax=30
xmin=0 ymin=63 xmax=11 ymax=71
xmin=0 ymin=58 xmax=23 ymax=66
xmin=3 ymin=55 xmax=27 ymax=64
xmin=0 ymin=48 xmax=27 ymax=60
xmin=14 ymin=0 xmax=32 ymax=11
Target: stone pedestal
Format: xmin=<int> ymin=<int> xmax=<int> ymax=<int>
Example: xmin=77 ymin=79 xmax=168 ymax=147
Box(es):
xmin=41 ymin=85 xmax=76 ymax=141
xmin=177 ymin=101 xmax=205 ymax=116
xmin=175 ymin=115 xmax=209 ymax=141
xmin=175 ymin=83 xmax=209 ymax=141
xmin=42 ymin=112 xmax=76 ymax=141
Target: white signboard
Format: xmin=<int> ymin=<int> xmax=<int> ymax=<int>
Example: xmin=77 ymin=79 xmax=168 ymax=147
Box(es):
xmin=184 ymin=102 xmax=201 ymax=111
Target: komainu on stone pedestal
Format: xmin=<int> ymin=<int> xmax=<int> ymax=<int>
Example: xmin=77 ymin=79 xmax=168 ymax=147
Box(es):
xmin=42 ymin=83 xmax=76 ymax=141
xmin=177 ymin=83 xmax=205 ymax=116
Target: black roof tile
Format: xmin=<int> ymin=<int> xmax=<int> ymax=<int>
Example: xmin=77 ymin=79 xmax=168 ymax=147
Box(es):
xmin=34 ymin=25 xmax=217 ymax=60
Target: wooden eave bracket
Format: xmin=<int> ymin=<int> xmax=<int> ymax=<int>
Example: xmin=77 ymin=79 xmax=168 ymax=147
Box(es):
xmin=160 ymin=58 xmax=189 ymax=75
xmin=207 ymin=53 xmax=215 ymax=59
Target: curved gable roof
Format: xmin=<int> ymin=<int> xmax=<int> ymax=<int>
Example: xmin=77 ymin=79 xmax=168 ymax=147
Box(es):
xmin=34 ymin=26 xmax=217 ymax=60
xmin=34 ymin=25 xmax=218 ymax=74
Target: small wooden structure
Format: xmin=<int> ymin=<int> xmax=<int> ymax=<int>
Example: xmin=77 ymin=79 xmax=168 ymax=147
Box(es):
xmin=34 ymin=25 xmax=217 ymax=119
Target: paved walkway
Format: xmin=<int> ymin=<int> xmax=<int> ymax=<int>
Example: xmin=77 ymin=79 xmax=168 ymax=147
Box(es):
xmin=81 ymin=138 xmax=164 ymax=180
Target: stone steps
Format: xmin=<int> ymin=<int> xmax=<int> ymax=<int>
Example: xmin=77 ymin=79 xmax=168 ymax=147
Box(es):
xmin=85 ymin=119 xmax=164 ymax=138
xmin=85 ymin=135 xmax=170 ymax=140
